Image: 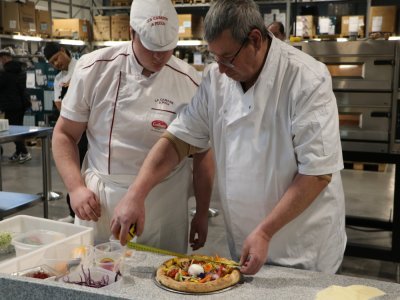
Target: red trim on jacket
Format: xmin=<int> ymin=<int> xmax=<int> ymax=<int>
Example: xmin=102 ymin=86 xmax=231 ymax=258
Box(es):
xmin=108 ymin=71 xmax=122 ymax=174
xmin=165 ymin=64 xmax=200 ymax=87
xmin=82 ymin=53 xmax=130 ymax=70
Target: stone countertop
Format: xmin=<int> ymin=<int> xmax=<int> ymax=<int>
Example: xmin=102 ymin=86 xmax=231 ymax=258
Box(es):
xmin=1 ymin=252 xmax=399 ymax=299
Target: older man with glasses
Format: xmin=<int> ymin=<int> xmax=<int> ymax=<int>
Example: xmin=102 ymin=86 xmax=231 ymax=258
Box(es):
xmin=111 ymin=0 xmax=346 ymax=276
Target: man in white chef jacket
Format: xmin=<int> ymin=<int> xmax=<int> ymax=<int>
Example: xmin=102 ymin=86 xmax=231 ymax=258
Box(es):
xmin=52 ymin=0 xmax=214 ymax=253
xmin=111 ymin=0 xmax=346 ymax=275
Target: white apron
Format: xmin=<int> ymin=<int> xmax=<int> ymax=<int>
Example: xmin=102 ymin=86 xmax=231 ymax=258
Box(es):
xmin=76 ymin=159 xmax=191 ymax=253
xmin=75 ymin=69 xmax=194 ymax=253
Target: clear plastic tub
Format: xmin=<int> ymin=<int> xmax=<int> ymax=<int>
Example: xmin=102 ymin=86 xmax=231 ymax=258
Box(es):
xmin=43 ymin=244 xmax=94 ymax=274
xmin=0 ymin=215 xmax=93 ymax=274
xmin=12 ymin=229 xmax=66 ymax=256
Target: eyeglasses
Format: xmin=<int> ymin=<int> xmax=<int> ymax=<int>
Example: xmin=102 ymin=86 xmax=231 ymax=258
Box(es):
xmin=212 ymin=38 xmax=248 ymax=69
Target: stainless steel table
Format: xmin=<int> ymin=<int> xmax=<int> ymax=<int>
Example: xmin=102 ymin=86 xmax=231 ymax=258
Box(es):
xmin=0 ymin=125 xmax=53 ymax=218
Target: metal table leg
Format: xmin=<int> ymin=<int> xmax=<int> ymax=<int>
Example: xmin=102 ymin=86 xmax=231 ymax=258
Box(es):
xmin=41 ymin=136 xmax=50 ymax=218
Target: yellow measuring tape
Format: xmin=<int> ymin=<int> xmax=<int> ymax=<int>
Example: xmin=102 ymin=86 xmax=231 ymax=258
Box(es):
xmin=126 ymin=241 xmax=240 ymax=267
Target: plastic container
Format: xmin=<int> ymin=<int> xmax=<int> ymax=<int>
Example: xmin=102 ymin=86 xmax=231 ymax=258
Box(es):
xmin=12 ymin=229 xmax=66 ymax=256
xmin=12 ymin=264 xmax=63 ymax=281
xmin=43 ymin=244 xmax=94 ymax=274
xmin=0 ymin=215 xmax=93 ymax=274
xmin=94 ymin=242 xmax=123 ymax=272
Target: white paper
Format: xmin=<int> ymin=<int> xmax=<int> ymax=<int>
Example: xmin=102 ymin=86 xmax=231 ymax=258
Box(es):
xmin=295 ymin=21 xmax=304 ymax=36
xmin=271 ymin=9 xmax=280 ymax=15
xmin=9 ymin=20 xmax=17 ymax=29
xmin=44 ymin=90 xmax=54 ymax=111
xmin=26 ymin=72 xmax=36 ymax=88
xmin=372 ymin=16 xmax=383 ymax=32
xmin=349 ymin=16 xmax=359 ymax=33
xmin=193 ymin=52 xmax=202 ymax=65
xmin=264 ymin=13 xmax=274 ymax=26
xmin=276 ymin=13 xmax=286 ymax=27
xmin=319 ymin=17 xmax=330 ymax=34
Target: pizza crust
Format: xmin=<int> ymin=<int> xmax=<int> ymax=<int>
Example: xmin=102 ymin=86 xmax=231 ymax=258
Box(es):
xmin=156 ymin=257 xmax=241 ymax=293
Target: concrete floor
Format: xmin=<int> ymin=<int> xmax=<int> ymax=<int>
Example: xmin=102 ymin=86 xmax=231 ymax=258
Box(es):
xmin=1 ymin=141 xmax=399 ymax=283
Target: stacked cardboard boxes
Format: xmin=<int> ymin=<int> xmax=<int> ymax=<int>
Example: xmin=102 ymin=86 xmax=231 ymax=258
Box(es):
xmin=35 ymin=10 xmax=51 ymax=37
xmin=19 ymin=1 xmax=36 ymax=35
xmin=368 ymin=6 xmax=397 ymax=34
xmin=93 ymin=16 xmax=111 ymax=41
xmin=110 ymin=0 xmax=132 ymax=6
xmin=295 ymin=15 xmax=315 ymax=38
xmin=178 ymin=14 xmax=204 ymax=39
xmin=111 ymin=15 xmax=130 ymax=41
xmin=0 ymin=1 xmax=36 ymax=35
xmin=0 ymin=2 xmax=20 ymax=34
xmin=341 ymin=16 xmax=365 ymax=37
xmin=52 ymin=19 xmax=89 ymax=40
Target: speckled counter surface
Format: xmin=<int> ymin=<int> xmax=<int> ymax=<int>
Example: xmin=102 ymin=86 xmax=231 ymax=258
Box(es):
xmin=1 ymin=253 xmax=399 ymax=299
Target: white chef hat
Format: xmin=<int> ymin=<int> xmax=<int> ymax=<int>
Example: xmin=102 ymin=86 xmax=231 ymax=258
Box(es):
xmin=130 ymin=0 xmax=179 ymax=51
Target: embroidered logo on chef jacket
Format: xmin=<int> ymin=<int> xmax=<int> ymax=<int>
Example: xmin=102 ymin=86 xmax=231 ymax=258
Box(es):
xmin=149 ymin=97 xmax=177 ymax=132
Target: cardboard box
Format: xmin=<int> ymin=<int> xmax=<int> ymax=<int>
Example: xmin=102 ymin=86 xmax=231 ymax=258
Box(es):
xmin=52 ymin=18 xmax=89 ymax=40
xmin=178 ymin=14 xmax=204 ymax=39
xmin=19 ymin=1 xmax=36 ymax=35
xmin=369 ymin=6 xmax=397 ymax=33
xmin=35 ymin=10 xmax=51 ymax=37
xmin=93 ymin=15 xmax=111 ymax=41
xmin=1 ymin=2 xmax=20 ymax=33
xmin=341 ymin=16 xmax=365 ymax=37
xmin=295 ymin=15 xmax=315 ymax=38
xmin=111 ymin=14 xmax=130 ymax=41
xmin=110 ymin=0 xmax=132 ymax=6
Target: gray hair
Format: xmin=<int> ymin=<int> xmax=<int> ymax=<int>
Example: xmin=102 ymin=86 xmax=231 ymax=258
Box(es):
xmin=204 ymin=0 xmax=268 ymax=43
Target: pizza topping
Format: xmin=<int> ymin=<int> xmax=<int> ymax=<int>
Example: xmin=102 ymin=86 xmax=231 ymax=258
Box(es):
xmin=188 ymin=264 xmax=204 ymax=276
xmin=161 ymin=256 xmax=238 ymax=284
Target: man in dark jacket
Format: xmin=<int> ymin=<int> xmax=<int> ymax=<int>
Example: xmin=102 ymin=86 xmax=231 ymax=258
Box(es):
xmin=0 ymin=51 xmax=31 ymax=163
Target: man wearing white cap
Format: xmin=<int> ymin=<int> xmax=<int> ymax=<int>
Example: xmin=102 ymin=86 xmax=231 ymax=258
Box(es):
xmin=52 ymin=0 xmax=214 ymax=253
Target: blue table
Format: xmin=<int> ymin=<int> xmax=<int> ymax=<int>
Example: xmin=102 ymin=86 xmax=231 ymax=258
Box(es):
xmin=0 ymin=125 xmax=53 ymax=218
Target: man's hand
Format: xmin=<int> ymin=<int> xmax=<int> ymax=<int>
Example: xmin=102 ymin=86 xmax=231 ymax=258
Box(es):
xmin=189 ymin=211 xmax=208 ymax=250
xmin=110 ymin=193 xmax=145 ymax=246
xmin=239 ymin=227 xmax=270 ymax=275
xmin=70 ymin=185 xmax=101 ymax=222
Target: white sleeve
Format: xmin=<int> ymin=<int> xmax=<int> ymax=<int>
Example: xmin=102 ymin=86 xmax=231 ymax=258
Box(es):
xmin=291 ymin=65 xmax=343 ymax=175
xmin=59 ymin=57 xmax=91 ymax=122
xmin=167 ymin=73 xmax=211 ymax=149
xmin=53 ymin=74 xmax=62 ymax=102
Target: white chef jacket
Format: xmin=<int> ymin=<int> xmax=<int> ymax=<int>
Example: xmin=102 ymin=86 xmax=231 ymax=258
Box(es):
xmin=53 ymin=57 xmax=77 ymax=102
xmin=61 ymin=42 xmax=201 ymax=252
xmin=167 ymin=35 xmax=347 ymax=273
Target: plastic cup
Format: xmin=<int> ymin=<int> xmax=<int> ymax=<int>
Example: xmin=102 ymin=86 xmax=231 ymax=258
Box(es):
xmin=94 ymin=242 xmax=123 ymax=272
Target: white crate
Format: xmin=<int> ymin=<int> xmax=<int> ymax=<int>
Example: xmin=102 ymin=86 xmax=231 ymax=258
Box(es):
xmin=0 ymin=215 xmax=93 ymax=273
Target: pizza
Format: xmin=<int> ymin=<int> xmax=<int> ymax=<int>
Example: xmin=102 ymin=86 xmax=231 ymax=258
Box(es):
xmin=156 ymin=255 xmax=241 ymax=293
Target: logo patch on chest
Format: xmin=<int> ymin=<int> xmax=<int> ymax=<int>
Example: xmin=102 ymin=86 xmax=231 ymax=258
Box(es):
xmin=152 ymin=120 xmax=168 ymax=130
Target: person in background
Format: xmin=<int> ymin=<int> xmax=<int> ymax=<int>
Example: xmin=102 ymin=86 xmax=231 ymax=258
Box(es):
xmin=0 ymin=51 xmax=32 ymax=163
xmin=267 ymin=21 xmax=286 ymax=41
xmin=44 ymin=43 xmax=84 ymax=224
xmin=111 ymin=0 xmax=346 ymax=276
xmin=52 ymin=0 xmax=214 ymax=252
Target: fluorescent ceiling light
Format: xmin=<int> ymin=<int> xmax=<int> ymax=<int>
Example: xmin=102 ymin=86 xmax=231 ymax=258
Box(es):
xmin=12 ymin=35 xmax=43 ymax=42
xmin=177 ymin=40 xmax=204 ymax=46
xmin=102 ymin=41 xmax=128 ymax=47
xmin=59 ymin=39 xmax=86 ymax=46
xmin=337 ymin=38 xmax=348 ymax=42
